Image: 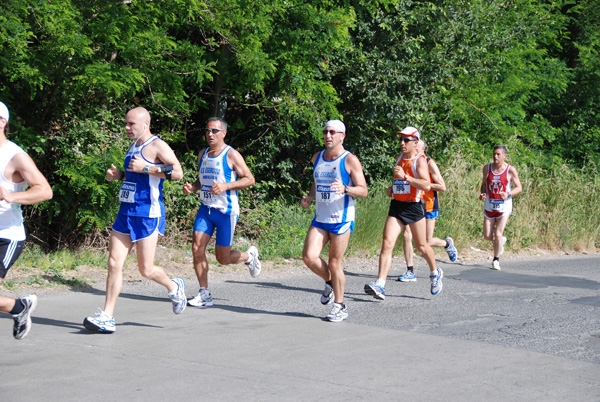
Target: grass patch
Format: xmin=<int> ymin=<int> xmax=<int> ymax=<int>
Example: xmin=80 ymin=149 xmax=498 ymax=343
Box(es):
xmin=237 ymin=154 xmax=600 ymax=257
xmin=2 ymin=245 xmax=107 ymax=290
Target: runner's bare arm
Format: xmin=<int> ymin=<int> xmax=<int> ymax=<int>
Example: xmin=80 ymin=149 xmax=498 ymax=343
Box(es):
xmin=344 ymin=154 xmax=368 ymax=198
xmin=0 ymin=153 xmax=52 ymax=204
xmin=428 ymin=160 xmax=446 ymax=192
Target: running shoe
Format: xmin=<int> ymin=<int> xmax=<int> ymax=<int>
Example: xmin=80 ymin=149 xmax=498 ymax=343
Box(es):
xmin=321 ymin=283 xmax=334 ymax=305
xmin=327 ymin=303 xmax=348 ymax=323
xmin=169 ymin=277 xmax=187 ymax=314
xmin=430 ymin=268 xmax=443 ymax=295
xmin=83 ymin=308 xmax=116 ymax=333
xmin=445 ymin=237 xmax=458 ymax=262
xmin=188 ymin=288 xmax=214 ymax=307
xmin=12 ymin=295 xmax=38 ymax=340
xmin=492 ymin=260 xmax=501 ymax=270
xmin=397 ymin=270 xmax=417 ymax=282
xmin=499 ymin=236 xmax=507 ymax=256
xmin=364 ymin=282 xmax=386 ymax=300
xmin=245 ymin=246 xmax=261 ymax=278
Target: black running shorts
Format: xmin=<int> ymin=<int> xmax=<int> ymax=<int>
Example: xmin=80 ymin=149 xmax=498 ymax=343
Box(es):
xmin=387 ymin=199 xmax=426 ymax=225
xmin=0 ymin=238 xmax=25 ymax=279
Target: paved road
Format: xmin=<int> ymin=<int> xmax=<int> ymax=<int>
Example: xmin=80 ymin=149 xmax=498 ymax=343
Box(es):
xmin=1 ymin=253 xmax=599 ymax=401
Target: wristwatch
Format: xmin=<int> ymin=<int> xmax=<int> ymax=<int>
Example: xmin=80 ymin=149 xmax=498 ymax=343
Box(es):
xmin=344 ymin=186 xmax=349 ymax=194
xmin=143 ymin=165 xmax=150 ymax=174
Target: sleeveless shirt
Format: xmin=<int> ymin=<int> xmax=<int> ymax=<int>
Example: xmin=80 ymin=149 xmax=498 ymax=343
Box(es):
xmin=198 ymin=145 xmax=239 ymax=215
xmin=118 ymin=136 xmax=165 ymax=218
xmin=484 ymin=163 xmax=513 ymax=213
xmin=422 ymin=157 xmax=439 ymax=213
xmin=313 ymin=150 xmax=355 ymax=224
xmin=392 ymin=154 xmax=425 ymax=203
xmin=0 ymin=141 xmax=28 ymax=240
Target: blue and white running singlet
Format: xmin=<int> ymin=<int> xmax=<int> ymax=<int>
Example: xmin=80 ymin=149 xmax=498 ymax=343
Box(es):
xmin=198 ymin=145 xmax=239 ymax=215
xmin=313 ymin=150 xmax=355 ymax=224
xmin=118 ymin=136 xmax=165 ymax=218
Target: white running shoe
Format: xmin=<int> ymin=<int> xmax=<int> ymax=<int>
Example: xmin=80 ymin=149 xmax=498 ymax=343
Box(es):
xmin=327 ymin=303 xmax=348 ymax=323
xmin=83 ymin=308 xmax=116 ymax=334
xmin=12 ymin=295 xmax=38 ymax=340
xmin=492 ymin=260 xmax=501 ymax=270
xmin=169 ymin=277 xmax=187 ymax=314
xmin=188 ymin=288 xmax=214 ymax=307
xmin=245 ymin=246 xmax=261 ymax=278
xmin=430 ymin=268 xmax=443 ymax=295
xmin=364 ymin=282 xmax=386 ymax=300
xmin=397 ymin=270 xmax=417 ymax=282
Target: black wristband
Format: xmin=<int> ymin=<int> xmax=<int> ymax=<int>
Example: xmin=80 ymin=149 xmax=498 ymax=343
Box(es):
xmin=120 ymin=170 xmax=125 ymax=180
xmin=160 ymin=165 xmax=174 ymax=180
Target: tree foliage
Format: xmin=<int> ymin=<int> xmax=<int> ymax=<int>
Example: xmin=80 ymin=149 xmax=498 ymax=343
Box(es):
xmin=0 ymin=0 xmax=597 ymax=248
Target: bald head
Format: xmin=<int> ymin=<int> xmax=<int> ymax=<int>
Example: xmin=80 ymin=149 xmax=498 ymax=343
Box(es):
xmin=125 ymin=107 xmax=152 ymax=140
xmin=127 ymin=107 xmax=151 ymax=125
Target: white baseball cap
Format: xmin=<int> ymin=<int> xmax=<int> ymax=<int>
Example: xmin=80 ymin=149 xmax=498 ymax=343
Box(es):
xmin=396 ymin=126 xmax=420 ymax=139
xmin=324 ymin=119 xmax=346 ymax=133
xmin=0 ymin=101 xmax=9 ymax=122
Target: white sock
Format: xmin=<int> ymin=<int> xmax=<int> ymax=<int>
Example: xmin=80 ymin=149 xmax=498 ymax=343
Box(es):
xmin=375 ymin=278 xmax=386 ymax=287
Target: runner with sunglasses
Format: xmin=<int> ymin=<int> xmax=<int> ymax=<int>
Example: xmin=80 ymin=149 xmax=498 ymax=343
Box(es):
xmin=364 ymin=126 xmax=443 ymax=300
xmin=182 ymin=117 xmax=260 ymax=308
xmin=301 ymin=120 xmax=368 ymax=322
xmin=398 ymin=139 xmax=457 ymax=283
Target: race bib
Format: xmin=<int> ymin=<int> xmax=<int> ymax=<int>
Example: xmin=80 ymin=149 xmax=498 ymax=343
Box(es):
xmin=393 ymin=178 xmax=410 ymax=195
xmin=490 ymin=198 xmax=505 ymax=211
xmin=200 ymin=184 xmax=214 ymax=201
xmin=119 ymin=181 xmax=136 ymax=203
xmin=316 ymin=184 xmax=338 ymax=203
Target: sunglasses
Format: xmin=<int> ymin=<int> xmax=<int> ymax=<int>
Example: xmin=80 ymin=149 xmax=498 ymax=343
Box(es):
xmin=205 ymin=128 xmax=224 ymax=134
xmin=401 ymin=137 xmax=417 ymax=143
xmin=323 ymin=130 xmax=343 ymax=135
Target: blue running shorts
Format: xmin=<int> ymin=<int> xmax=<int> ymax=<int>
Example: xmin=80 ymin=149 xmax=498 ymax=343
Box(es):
xmin=425 ymin=210 xmax=440 ymax=220
xmin=112 ymin=213 xmax=165 ymax=242
xmin=310 ymin=218 xmax=354 ymax=235
xmin=193 ymin=205 xmax=239 ymax=247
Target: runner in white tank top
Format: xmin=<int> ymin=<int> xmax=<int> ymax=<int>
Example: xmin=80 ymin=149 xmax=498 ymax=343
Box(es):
xmin=198 ymin=145 xmax=239 ymax=215
xmin=313 ymin=149 xmax=355 ymax=224
xmin=301 ymin=119 xmax=368 ymax=323
xmin=182 ymin=117 xmax=260 ymax=308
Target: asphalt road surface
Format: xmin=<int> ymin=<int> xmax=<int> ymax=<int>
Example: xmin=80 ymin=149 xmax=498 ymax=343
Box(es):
xmin=1 ymin=253 xmax=599 ymax=401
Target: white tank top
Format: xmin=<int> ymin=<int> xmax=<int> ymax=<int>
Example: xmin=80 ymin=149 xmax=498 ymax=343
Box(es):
xmin=314 ymin=150 xmax=355 ymax=224
xmin=198 ymin=146 xmax=239 ymax=215
xmin=0 ymin=141 xmax=27 ymax=240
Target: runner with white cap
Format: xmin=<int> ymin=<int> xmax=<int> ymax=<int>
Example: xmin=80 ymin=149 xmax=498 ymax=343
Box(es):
xmin=301 ymin=119 xmax=368 ymax=322
xmin=364 ymin=126 xmax=443 ymax=300
xmin=398 ymin=138 xmax=457 ymax=282
xmin=0 ymin=100 xmax=53 ymax=339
